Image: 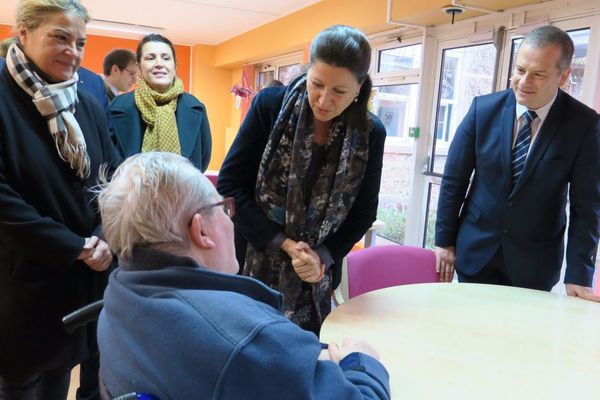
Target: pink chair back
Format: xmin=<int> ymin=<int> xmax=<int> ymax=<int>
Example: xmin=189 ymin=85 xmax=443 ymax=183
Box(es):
xmin=347 ymin=245 xmax=439 ymax=299
xmin=205 ymin=171 xmax=218 ymax=187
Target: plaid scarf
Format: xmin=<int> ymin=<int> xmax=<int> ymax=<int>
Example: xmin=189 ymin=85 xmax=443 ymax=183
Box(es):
xmin=135 ymin=77 xmax=184 ymax=155
xmin=6 ymin=43 xmax=90 ymax=179
xmin=244 ymin=74 xmax=370 ymax=330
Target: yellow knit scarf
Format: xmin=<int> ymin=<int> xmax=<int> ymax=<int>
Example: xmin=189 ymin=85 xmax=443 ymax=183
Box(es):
xmin=135 ymin=77 xmax=184 ymax=154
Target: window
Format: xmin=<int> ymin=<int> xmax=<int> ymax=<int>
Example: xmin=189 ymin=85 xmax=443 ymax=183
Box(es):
xmin=378 ymin=44 xmax=422 ymax=73
xmin=423 ymin=42 xmax=497 ymax=247
xmin=435 ymin=104 xmax=453 ymax=141
xmin=257 ymin=70 xmax=274 ymax=89
xmin=372 ymin=84 xmax=419 ymax=243
xmin=371 ymin=84 xmax=419 ymax=140
xmin=506 ymin=28 xmax=591 ymax=100
xmin=278 ymin=63 xmax=303 ymax=85
xmin=254 ymin=52 xmax=304 ymax=90
xmin=431 ymin=43 xmax=497 ymax=174
xmin=370 ymin=37 xmax=422 ymax=245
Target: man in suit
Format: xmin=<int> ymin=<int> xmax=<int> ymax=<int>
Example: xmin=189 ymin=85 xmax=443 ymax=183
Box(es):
xmin=435 ymin=26 xmax=600 ymax=302
xmin=102 ymin=49 xmax=137 ymax=101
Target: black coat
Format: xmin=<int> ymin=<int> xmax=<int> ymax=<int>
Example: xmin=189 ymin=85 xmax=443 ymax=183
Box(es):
xmin=217 ymin=86 xmax=386 ymax=288
xmin=110 ymin=91 xmax=212 ymax=172
xmin=0 ymin=65 xmax=121 ymax=375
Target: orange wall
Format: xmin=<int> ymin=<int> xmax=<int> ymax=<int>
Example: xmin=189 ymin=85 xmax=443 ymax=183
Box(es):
xmin=190 ymin=45 xmax=235 ymax=171
xmin=214 ymin=0 xmax=390 ymax=69
xmin=229 ymin=67 xmax=243 ymax=128
xmin=197 ymin=0 xmax=393 ymax=169
xmin=0 ymin=25 xmax=191 ymax=91
xmin=82 ymin=34 xmax=191 ymax=91
xmin=0 ymin=25 xmax=11 ymax=40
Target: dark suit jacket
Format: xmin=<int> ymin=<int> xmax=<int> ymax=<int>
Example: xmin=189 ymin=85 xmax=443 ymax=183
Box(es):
xmin=77 ymin=66 xmax=108 ymax=110
xmin=436 ymin=89 xmax=600 ymax=289
xmin=217 ymin=86 xmax=386 ymax=288
xmin=110 ymin=91 xmax=212 ymax=171
xmin=0 ymin=65 xmax=121 ymax=374
xmin=76 ymin=66 xmax=118 ymax=140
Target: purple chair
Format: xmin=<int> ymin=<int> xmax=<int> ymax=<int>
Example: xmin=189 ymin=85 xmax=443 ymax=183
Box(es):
xmin=334 ymin=245 xmax=439 ymax=303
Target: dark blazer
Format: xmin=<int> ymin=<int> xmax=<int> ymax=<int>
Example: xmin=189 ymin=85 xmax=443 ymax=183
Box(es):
xmin=77 ymin=66 xmax=117 ymax=135
xmin=110 ymin=91 xmax=212 ymax=171
xmin=0 ymin=65 xmax=121 ymax=375
xmin=77 ymin=66 xmax=109 ymax=112
xmin=436 ymin=89 xmax=600 ymax=290
xmin=217 ymin=86 xmax=386 ymax=288
xmin=104 ymin=80 xmax=117 ymax=102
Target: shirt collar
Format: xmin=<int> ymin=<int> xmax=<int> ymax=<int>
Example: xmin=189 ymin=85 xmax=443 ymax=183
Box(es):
xmin=515 ymin=90 xmax=558 ymax=123
xmin=103 ymin=76 xmax=120 ymax=96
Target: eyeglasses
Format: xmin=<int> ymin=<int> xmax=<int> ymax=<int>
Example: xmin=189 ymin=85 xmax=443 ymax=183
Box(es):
xmin=196 ymin=197 xmax=236 ymax=219
xmin=124 ymin=68 xmax=138 ymax=78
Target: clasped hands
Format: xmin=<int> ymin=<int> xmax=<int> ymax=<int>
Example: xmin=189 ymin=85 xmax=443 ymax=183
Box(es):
xmin=281 ymin=238 xmax=325 ymax=283
xmin=77 ymin=235 xmax=112 ymax=271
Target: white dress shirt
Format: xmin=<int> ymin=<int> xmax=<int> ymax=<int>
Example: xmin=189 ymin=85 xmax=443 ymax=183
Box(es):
xmin=513 ymin=91 xmax=558 ymax=158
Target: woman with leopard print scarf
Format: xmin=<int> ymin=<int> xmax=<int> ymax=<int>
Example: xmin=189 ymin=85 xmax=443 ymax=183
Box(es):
xmin=218 ymin=25 xmax=387 ymax=335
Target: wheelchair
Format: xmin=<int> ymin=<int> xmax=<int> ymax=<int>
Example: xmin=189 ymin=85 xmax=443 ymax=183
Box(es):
xmin=63 ymin=300 xmax=158 ymax=400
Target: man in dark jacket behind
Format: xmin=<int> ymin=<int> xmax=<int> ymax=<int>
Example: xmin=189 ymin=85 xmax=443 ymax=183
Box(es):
xmin=96 ymin=152 xmax=390 ymax=400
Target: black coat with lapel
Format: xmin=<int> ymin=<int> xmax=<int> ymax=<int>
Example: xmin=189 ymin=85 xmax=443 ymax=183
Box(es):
xmin=110 ymin=91 xmax=212 ymax=171
xmin=217 ymin=87 xmax=387 ymax=288
xmin=0 ymin=65 xmax=121 ymax=375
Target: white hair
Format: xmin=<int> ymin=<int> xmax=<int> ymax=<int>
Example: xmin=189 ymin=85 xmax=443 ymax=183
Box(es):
xmin=97 ymin=152 xmax=215 ymax=258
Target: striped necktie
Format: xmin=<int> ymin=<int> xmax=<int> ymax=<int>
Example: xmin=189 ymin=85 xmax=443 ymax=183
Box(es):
xmin=511 ymin=110 xmax=538 ymax=187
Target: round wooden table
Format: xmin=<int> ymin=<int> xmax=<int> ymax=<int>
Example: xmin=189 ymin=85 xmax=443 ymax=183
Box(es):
xmin=320 ymin=283 xmax=600 ymax=399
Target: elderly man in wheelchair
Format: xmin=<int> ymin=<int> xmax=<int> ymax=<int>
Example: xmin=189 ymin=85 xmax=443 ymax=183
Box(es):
xmin=92 ymin=152 xmax=390 ymax=400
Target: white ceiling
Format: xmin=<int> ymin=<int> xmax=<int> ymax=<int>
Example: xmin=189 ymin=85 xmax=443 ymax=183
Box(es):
xmin=0 ymin=0 xmax=322 ymax=45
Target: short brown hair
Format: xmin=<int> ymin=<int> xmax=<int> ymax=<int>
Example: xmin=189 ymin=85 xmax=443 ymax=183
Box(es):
xmin=103 ymin=49 xmax=136 ymax=76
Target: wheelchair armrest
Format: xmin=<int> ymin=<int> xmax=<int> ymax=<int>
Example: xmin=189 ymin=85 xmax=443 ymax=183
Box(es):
xmin=62 ymin=299 xmax=104 ymax=333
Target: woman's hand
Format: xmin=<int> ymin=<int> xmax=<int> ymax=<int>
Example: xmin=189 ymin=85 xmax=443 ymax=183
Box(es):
xmin=78 ymin=236 xmax=113 ymax=272
xmin=280 ymin=239 xmax=325 ymax=283
xmin=292 ymin=241 xmax=324 ymax=283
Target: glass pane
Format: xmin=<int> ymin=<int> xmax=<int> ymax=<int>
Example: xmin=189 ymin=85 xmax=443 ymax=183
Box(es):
xmin=423 ymin=183 xmax=440 ymax=249
xmin=257 ymin=70 xmax=274 ymax=90
xmin=372 ymin=83 xmax=419 ymax=244
xmin=506 ymin=28 xmax=590 ymax=100
xmin=567 ymin=29 xmax=591 ymax=98
xmin=278 ymin=63 xmax=303 ymax=85
xmin=507 ymin=37 xmax=522 ymax=88
xmin=378 ymin=44 xmax=422 ymax=73
xmin=431 ymin=43 xmax=496 ymax=175
xmin=371 ymin=84 xmax=419 ymax=139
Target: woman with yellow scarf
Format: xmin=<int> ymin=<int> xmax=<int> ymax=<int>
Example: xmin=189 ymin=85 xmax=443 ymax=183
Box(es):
xmin=111 ymin=34 xmax=212 ymax=171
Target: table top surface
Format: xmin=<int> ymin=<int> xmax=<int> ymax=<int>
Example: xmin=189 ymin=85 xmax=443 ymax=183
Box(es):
xmin=320 ymin=283 xmax=600 ymax=399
